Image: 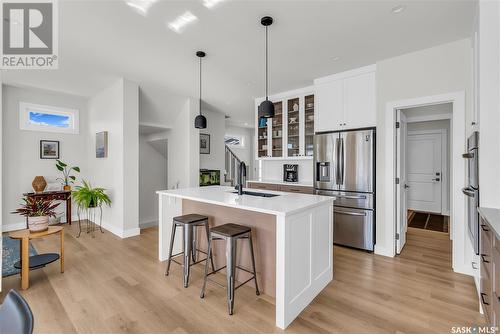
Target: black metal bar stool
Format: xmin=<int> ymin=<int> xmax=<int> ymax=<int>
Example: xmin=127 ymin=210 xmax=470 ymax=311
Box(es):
xmin=165 ymin=214 xmax=215 ymax=288
xmin=200 ymin=223 xmax=260 ymax=315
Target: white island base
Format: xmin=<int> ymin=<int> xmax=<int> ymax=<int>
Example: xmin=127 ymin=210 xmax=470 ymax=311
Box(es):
xmin=157 ymin=186 xmax=333 ymax=329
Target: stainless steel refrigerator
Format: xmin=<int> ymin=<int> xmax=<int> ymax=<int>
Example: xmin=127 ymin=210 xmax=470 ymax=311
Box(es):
xmin=314 ymin=129 xmax=375 ymax=251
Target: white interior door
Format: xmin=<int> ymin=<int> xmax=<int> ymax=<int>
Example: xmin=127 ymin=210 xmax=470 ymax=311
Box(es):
xmin=396 ymin=111 xmax=408 ymax=254
xmin=407 ymin=131 xmax=442 ymax=213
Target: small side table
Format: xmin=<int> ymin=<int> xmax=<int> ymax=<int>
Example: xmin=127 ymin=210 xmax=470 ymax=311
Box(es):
xmin=9 ymin=226 xmax=64 ymax=290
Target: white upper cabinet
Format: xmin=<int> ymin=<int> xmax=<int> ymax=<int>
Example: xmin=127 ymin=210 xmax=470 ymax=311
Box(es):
xmin=314 ymin=79 xmax=343 ymax=132
xmin=344 ymin=71 xmax=376 ymax=129
xmin=314 ymin=64 xmax=376 ymax=132
xmin=255 ymin=86 xmax=315 ymax=160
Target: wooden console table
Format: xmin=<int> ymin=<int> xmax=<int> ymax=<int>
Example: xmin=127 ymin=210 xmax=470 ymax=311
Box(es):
xmin=23 ymin=190 xmax=72 ymax=225
xmin=9 ymin=226 xmax=64 ymax=290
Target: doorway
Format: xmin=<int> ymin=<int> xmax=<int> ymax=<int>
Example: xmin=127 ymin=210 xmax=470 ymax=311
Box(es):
xmin=395 ymin=103 xmax=451 ymax=254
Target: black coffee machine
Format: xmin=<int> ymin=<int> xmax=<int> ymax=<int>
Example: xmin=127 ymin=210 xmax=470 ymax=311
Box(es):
xmin=283 ymin=164 xmax=298 ymax=183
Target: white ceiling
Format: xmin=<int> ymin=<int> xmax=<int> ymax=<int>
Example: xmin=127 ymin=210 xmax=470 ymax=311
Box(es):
xmin=2 ymin=0 xmax=474 ymax=127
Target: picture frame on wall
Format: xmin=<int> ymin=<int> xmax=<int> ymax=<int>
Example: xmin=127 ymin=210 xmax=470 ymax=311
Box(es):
xmin=96 ymin=131 xmax=108 ymax=158
xmin=200 ymin=133 xmax=210 ymax=154
xmin=40 ymin=140 xmax=60 ymax=159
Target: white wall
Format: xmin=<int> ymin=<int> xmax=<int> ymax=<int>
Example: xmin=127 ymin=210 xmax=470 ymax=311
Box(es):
xmin=407 ymin=118 xmax=451 ymax=215
xmin=166 ymin=98 xmax=199 ymax=189
xmin=200 ymin=110 xmax=225 ymax=173
xmin=87 ymin=78 xmax=140 ymax=238
xmin=376 ymin=39 xmax=472 ymax=257
xmin=478 ymin=0 xmax=500 ymax=209
xmin=2 ymin=84 xmax=89 ymax=231
xmin=139 ymin=134 xmax=167 ymax=227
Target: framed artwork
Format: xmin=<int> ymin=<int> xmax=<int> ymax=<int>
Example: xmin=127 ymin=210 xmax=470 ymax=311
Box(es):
xmin=40 ymin=140 xmax=59 ymax=159
xmin=200 ymin=133 xmax=210 ymax=154
xmin=96 ymin=131 xmax=108 ymax=158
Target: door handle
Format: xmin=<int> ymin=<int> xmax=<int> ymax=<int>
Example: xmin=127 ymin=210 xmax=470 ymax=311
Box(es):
xmin=481 ymin=254 xmax=490 ymax=263
xmin=335 ymin=194 xmax=367 ymax=200
xmin=340 ymin=138 xmax=345 ymax=185
xmin=462 ymin=153 xmax=474 ymax=159
xmin=334 ymin=210 xmax=366 ymax=217
xmin=480 ymin=293 xmax=490 ymax=306
xmin=462 ymin=187 xmax=475 ymax=197
xmin=432 ymin=178 xmax=440 ymax=182
xmin=404 ymin=184 xmax=410 ymax=189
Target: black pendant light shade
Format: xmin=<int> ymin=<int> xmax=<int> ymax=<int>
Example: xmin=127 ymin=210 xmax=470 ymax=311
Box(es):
xmin=194 ymin=114 xmax=207 ymax=129
xmin=195 ymin=51 xmax=207 ymax=129
xmin=258 ymin=16 xmax=275 ymax=119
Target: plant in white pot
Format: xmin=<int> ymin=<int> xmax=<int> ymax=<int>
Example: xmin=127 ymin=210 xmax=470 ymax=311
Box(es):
xmin=12 ymin=198 xmax=60 ymax=232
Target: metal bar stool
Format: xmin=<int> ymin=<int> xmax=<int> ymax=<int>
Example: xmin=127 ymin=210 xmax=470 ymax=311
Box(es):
xmin=165 ymin=214 xmax=215 ymax=288
xmin=200 ymin=223 xmax=260 ymax=315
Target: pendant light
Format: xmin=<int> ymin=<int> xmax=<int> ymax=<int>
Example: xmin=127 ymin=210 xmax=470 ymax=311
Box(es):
xmin=258 ymin=16 xmax=275 ymax=119
xmin=194 ymin=51 xmax=207 ymax=129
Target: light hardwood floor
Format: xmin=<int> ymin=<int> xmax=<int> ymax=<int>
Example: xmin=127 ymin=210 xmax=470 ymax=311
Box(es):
xmin=1 ymin=224 xmax=484 ymax=334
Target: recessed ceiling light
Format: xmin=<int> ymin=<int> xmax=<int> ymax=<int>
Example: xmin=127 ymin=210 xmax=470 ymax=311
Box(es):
xmin=391 ymin=5 xmax=406 ymax=14
xmin=167 ymin=11 xmax=198 ymax=33
xmin=331 ymin=56 xmax=340 ymax=61
xmin=125 ymin=0 xmax=157 ymax=16
xmin=202 ymin=0 xmax=225 ymax=9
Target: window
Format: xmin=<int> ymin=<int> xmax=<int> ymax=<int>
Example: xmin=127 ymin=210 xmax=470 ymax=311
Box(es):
xmin=19 ymin=102 xmax=79 ymax=134
xmin=224 ymin=135 xmax=244 ymax=147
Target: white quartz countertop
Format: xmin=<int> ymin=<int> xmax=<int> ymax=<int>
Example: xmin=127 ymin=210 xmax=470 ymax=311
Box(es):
xmin=479 ymin=207 xmax=500 ymax=239
xmin=246 ymin=179 xmax=314 ymax=187
xmin=157 ymin=186 xmax=333 ymax=216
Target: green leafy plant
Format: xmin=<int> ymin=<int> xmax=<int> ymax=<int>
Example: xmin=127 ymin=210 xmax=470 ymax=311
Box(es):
xmin=11 ymin=197 xmax=60 ymax=218
xmin=72 ymin=180 xmax=111 ymax=208
xmin=55 ymin=160 xmax=80 ymax=186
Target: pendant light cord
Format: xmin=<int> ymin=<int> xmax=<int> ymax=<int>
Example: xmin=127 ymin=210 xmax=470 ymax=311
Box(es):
xmin=265 ymin=25 xmax=268 ymax=100
xmin=199 ymin=56 xmax=202 ymax=115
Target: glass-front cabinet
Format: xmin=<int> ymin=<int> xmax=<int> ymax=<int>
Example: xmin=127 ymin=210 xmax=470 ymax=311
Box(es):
xmin=255 ymin=87 xmax=314 ymax=160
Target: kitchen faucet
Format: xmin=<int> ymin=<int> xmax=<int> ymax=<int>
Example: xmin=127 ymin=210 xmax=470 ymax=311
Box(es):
xmin=236 ymin=161 xmax=246 ymax=195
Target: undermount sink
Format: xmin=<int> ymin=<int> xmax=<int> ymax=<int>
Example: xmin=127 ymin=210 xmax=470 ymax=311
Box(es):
xmin=231 ymin=190 xmax=280 ymax=198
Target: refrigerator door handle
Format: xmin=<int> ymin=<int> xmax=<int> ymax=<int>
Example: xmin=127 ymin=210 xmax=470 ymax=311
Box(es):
xmin=335 ymin=137 xmax=341 ymax=185
xmin=335 ymin=194 xmax=367 ymax=200
xmin=334 ymin=209 xmax=367 ymax=217
xmin=340 ymin=137 xmax=345 ymax=185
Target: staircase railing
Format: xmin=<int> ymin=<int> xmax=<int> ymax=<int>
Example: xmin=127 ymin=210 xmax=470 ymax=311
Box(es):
xmin=225 ymin=145 xmax=246 ymax=186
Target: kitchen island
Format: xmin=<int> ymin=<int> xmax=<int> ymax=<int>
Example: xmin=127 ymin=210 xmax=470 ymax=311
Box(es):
xmin=157 ymin=186 xmax=334 ymax=329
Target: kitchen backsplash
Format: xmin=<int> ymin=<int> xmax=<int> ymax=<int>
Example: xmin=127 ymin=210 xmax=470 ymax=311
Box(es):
xmin=258 ymin=159 xmax=313 ymax=183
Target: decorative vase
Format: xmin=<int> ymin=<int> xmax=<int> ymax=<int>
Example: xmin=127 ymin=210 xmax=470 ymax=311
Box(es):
xmin=27 ymin=216 xmax=49 ymax=232
xmin=32 ymin=176 xmax=47 ymax=193
xmin=293 ymin=103 xmax=299 ymax=112
xmin=63 ymin=185 xmax=71 ymax=191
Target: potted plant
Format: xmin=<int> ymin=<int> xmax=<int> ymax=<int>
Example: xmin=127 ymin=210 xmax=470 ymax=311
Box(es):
xmin=55 ymin=160 xmax=80 ymax=191
xmin=12 ymin=198 xmax=60 ymax=232
xmin=72 ymin=180 xmax=111 ymax=209
xmin=72 ymin=181 xmax=111 ymax=237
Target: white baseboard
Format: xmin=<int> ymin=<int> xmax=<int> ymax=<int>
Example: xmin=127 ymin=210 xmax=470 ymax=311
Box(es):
xmin=139 ymin=219 xmax=158 ymax=229
xmin=3 ymin=222 xmax=27 ymax=232
xmin=101 ymin=221 xmax=140 ymax=239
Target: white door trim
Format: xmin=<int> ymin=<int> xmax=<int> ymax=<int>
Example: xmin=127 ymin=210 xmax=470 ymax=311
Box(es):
xmin=380 ymin=91 xmax=469 ymax=276
xmin=406 ymin=128 xmax=448 ymax=216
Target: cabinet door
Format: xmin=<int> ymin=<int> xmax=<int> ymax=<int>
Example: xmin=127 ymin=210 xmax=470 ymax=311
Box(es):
xmin=257 ymin=117 xmax=270 ymax=158
xmin=271 ymin=101 xmax=283 ymax=157
xmin=314 ymin=80 xmax=344 ymax=132
xmin=343 ymin=72 xmax=376 ymax=129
